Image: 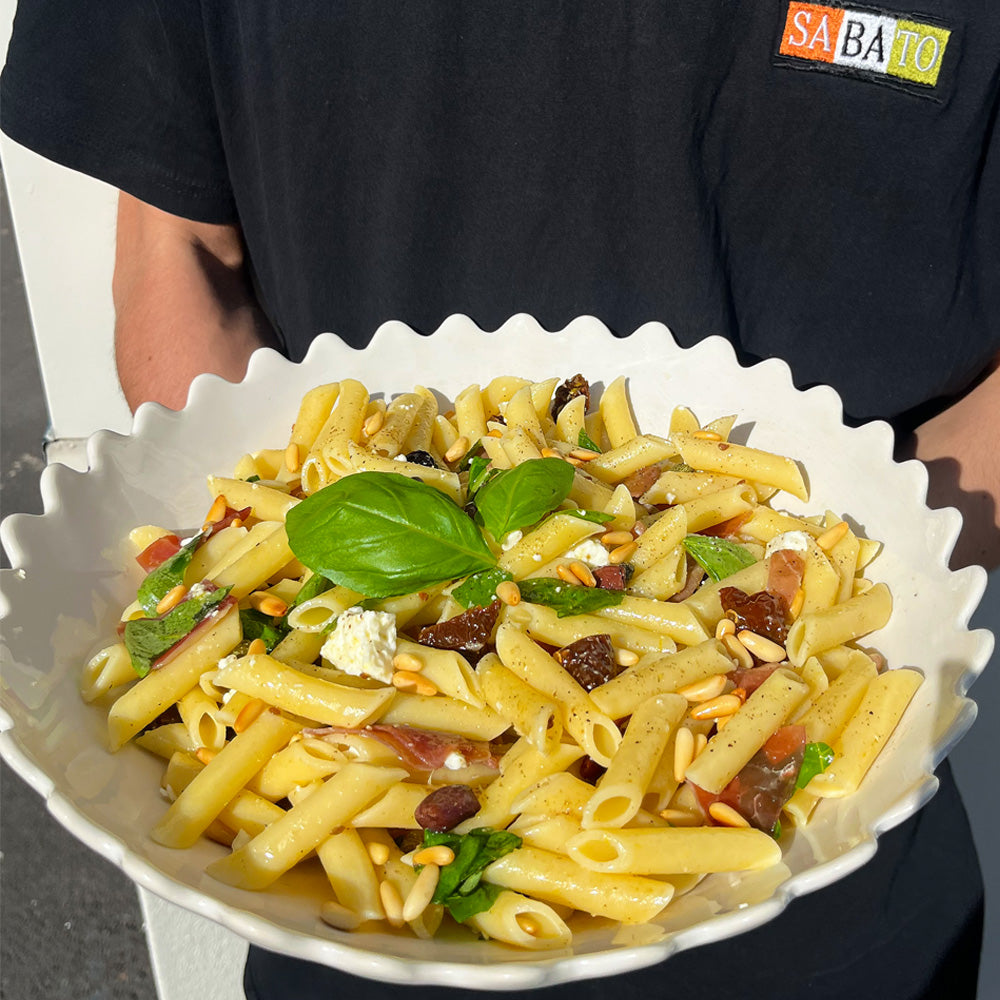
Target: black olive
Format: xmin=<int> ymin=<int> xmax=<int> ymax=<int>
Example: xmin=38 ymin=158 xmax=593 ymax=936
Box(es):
xmin=405 ymin=450 xmax=438 ymax=469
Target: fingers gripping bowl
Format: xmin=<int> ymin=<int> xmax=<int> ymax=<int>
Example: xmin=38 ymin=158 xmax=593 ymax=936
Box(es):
xmin=0 ymin=315 xmax=991 ymax=988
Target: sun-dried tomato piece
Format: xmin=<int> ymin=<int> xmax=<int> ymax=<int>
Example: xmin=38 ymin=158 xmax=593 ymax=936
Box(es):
xmin=416 ymin=601 xmax=501 ymax=660
xmin=556 ymin=634 xmax=619 ymax=691
xmin=593 ymin=564 xmax=632 ymax=590
xmin=623 ymin=464 xmax=662 ymax=499
xmin=719 ymin=586 xmax=789 ymax=644
xmin=551 ymin=374 xmax=591 ymax=419
xmin=414 ymin=784 xmax=481 ymax=831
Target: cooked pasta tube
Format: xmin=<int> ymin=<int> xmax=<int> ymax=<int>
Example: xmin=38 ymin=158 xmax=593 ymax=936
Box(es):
xmin=510 ymin=772 xmax=594 ymax=820
xmin=466 ymin=890 xmax=572 ymax=950
xmin=566 ymin=826 xmax=782 ymax=875
xmin=554 ymin=394 xmax=586 ymax=445
xmin=567 ymin=469 xmax=616 ymax=510
xmin=509 ymin=815 xmax=583 ymax=854
xmin=317 ymin=826 xmax=385 ymax=922
xmin=285 ymin=586 xmax=364 ymax=632
xmin=497 ymin=513 xmax=600 ymax=577
xmin=288 ymin=382 xmax=340 ymax=453
xmin=584 ymin=435 xmax=674 ymax=484
xmin=796 ymin=655 xmax=878 ymax=746
xmin=477 ymin=653 xmax=563 ymax=755
xmin=394 ymin=638 xmax=483 ymax=708
xmin=595 ymin=596 xmax=710 ymax=646
xmin=245 ymin=736 xmax=345 ymax=800
xmin=134 ymin=722 xmax=200 ymax=759
xmin=345 ymin=442 xmax=462 ymax=504
xmin=629 ymin=549 xmax=688 ymax=602
xmin=683 ymin=668 xmax=811 ymax=794
xmin=216 ymin=653 xmax=395 ymax=727
xmin=208 ymin=522 xmax=295 ymax=599
xmin=785 ymin=583 xmax=892 ymax=667
xmin=680 ymin=562 xmax=769 ymax=626
xmin=349 ymin=783 xmax=434 ymax=828
xmin=678 ymin=484 xmax=757 ymax=533
xmin=177 ymin=687 xmax=227 ymax=753
xmin=629 ymin=506 xmax=687 ymax=572
xmin=504 ymin=385 xmax=547 ymax=450
xmin=206 ymin=476 xmax=300 ymax=522
xmin=368 ymin=392 xmax=425 ymax=457
xmin=453 ymin=383 xmax=488 ymax=443
xmin=376 ymin=693 xmax=509 ymax=740
xmin=640 ymin=471 xmax=743 ymax=506
xmin=207 ymin=762 xmax=408 ymax=890
xmin=599 ymin=375 xmax=638 ymax=449
xmin=485 ymin=846 xmax=674 ymax=923
xmin=309 ymin=377 xmax=370 ymax=477
xmin=152 ymin=709 xmax=300 ymax=848
xmin=80 ymin=642 xmax=135 ymax=702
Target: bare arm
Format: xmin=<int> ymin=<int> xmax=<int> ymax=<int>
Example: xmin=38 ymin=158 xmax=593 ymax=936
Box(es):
xmin=910 ymin=353 xmax=1000 ymax=570
xmin=113 ymin=193 xmax=281 ymax=412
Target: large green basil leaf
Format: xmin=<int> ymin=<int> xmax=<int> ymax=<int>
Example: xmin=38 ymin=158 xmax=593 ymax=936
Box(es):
xmin=136 ymin=534 xmax=202 ymax=614
xmin=517 ymin=578 xmax=625 ymax=617
xmin=682 ymin=534 xmax=757 ymax=582
xmin=285 ymin=472 xmax=496 ymax=599
xmin=474 ymin=458 xmax=574 ymax=541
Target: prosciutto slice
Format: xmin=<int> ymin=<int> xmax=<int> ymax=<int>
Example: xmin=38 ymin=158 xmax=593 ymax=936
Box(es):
xmin=309 ymin=723 xmax=500 ymax=771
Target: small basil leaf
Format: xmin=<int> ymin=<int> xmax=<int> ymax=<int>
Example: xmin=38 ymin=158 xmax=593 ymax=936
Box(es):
xmin=286 ymin=473 xmax=497 ymax=599
xmin=577 ymin=428 xmax=602 ymax=453
xmin=566 ymin=509 xmax=615 ymax=525
xmin=444 ymin=882 xmax=504 ymax=923
xmin=245 ymin=474 xmax=261 ymax=483
xmin=453 ymin=567 xmax=514 ymax=609
xmin=474 ymin=458 xmax=574 ymax=540
xmin=796 ymin=742 xmax=835 ymax=789
xmin=517 ymin=578 xmax=625 ymax=618
xmin=466 ymin=455 xmax=494 ymax=495
xmin=425 ymin=827 xmax=521 ymax=907
xmin=682 ymin=535 xmax=757 ymax=582
xmin=290 ymin=572 xmax=332 ymax=608
xmin=238 ymin=608 xmax=290 ymax=652
xmin=124 ymin=587 xmax=232 ymax=677
xmin=136 ymin=535 xmax=201 ymax=615
xmin=772 ymin=818 xmax=782 ymax=840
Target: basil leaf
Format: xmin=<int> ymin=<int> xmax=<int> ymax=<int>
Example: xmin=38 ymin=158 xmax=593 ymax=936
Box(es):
xmin=290 ymin=572 xmax=332 ymax=608
xmin=466 ymin=455 xmax=495 ymax=496
xmin=136 ymin=535 xmax=201 ymax=615
xmin=566 ymin=509 xmax=615 ymax=525
xmin=238 ymin=608 xmax=290 ymax=652
xmin=682 ymin=534 xmax=757 ymax=582
xmin=772 ymin=818 xmax=782 ymax=840
xmin=457 ymin=440 xmax=484 ymax=472
xmin=124 ymin=587 xmax=232 ymax=677
xmin=796 ymin=741 xmax=835 ymax=789
xmin=285 ymin=472 xmax=496 ymax=599
xmin=453 ymin=567 xmax=513 ymax=609
xmin=517 ymin=578 xmax=625 ymax=618
xmin=245 ymin=474 xmax=261 ymax=483
xmin=424 ymin=827 xmax=521 ymax=918
xmin=444 ymin=882 xmax=504 ymax=924
xmin=577 ymin=428 xmax=602 ymax=453
xmin=474 ymin=459 xmax=574 ymax=540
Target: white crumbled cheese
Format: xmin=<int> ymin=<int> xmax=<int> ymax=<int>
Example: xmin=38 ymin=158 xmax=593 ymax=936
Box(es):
xmin=765 ymin=531 xmax=814 ymax=559
xmin=159 ymin=784 xmax=177 ymax=803
xmin=443 ymin=751 xmax=469 ymax=771
xmin=320 ymin=606 xmax=397 ymax=683
xmin=393 ymin=453 xmax=408 ymax=461
xmin=187 ymin=582 xmax=210 ymax=600
xmin=532 ymin=553 xmax=543 ymax=562
xmin=501 ymin=529 xmax=523 ymax=551
xmin=217 ymin=653 xmax=238 ymax=672
xmin=563 ymin=538 xmax=612 ymax=567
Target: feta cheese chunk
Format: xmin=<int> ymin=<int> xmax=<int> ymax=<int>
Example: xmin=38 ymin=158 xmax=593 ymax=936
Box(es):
xmin=765 ymin=530 xmax=814 ymax=559
xmin=563 ymin=537 xmax=611 ymax=568
xmin=320 ymin=606 xmax=397 ymax=683
xmin=443 ymin=751 xmax=469 ymax=771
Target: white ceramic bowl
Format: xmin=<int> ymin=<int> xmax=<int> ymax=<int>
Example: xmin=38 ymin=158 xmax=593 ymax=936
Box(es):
xmin=0 ymin=315 xmax=993 ymax=988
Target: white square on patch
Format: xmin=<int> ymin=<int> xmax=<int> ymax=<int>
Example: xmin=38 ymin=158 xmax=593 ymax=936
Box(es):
xmin=833 ymin=12 xmax=897 ymax=73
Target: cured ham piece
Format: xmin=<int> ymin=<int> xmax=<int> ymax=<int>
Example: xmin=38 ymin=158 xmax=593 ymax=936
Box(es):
xmin=150 ymin=594 xmax=237 ymax=670
xmin=767 ymin=548 xmax=805 ymax=610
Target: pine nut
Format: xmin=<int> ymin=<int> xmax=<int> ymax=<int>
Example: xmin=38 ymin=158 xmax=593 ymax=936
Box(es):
xmin=412 ymin=676 xmax=439 ymax=697
xmin=247 ymin=638 xmax=267 ymax=656
xmin=694 ymin=733 xmax=708 ymax=757
xmin=320 ymin=900 xmax=362 ymax=931
xmin=615 ymin=648 xmax=639 ymax=667
xmin=715 ymin=713 xmax=732 ymax=732
xmin=230 ymin=518 xmax=244 ymax=530
xmin=444 ymin=436 xmax=470 ymax=464
xmin=737 ymin=630 xmax=786 ymax=663
xmin=204 ymin=494 xmax=228 ymax=528
xmin=816 ymin=520 xmax=849 ymax=551
xmin=677 ymin=673 xmax=728 ymax=703
xmin=363 ymin=411 xmax=385 ymax=437
xmin=486 ymin=428 xmax=503 ymax=438
xmin=601 ymin=530 xmax=634 ymax=547
xmin=708 ymin=802 xmax=750 ymax=828
xmin=556 ymin=563 xmax=578 ymax=584
xmin=541 ymin=447 xmax=563 ymax=460
xmin=392 ymin=652 xmax=424 ymax=673
xmin=285 ymin=443 xmax=301 ymax=473
xmin=496 ymin=580 xmax=521 ymax=606
xmin=516 ymin=914 xmax=543 ymax=937
xmin=367 ymin=841 xmax=390 ymax=866
xmin=233 ymin=698 xmax=267 ymax=733
xmin=251 ymin=594 xmax=289 ymax=617
xmin=156 ymin=584 xmax=188 ymax=615
xmin=789 ymin=587 xmax=805 ymax=619
xmin=412 ymin=845 xmax=455 ymax=867
xmin=379 ymin=880 xmax=406 ymax=927
xmin=402 ymin=863 xmax=440 ymax=923
xmin=689 ymin=694 xmax=743 ymax=721
xmin=391 ymin=671 xmax=419 ymax=692
xmin=566 ymin=457 xmax=584 ymax=468
xmin=659 ymin=808 xmax=700 ymax=826
xmin=195 ymin=747 xmax=216 ymax=765
xmin=569 ymin=561 xmax=597 ymax=587
xmin=723 ymin=633 xmax=754 ymax=670
xmin=399 ymin=850 xmax=417 ymax=867
xmin=692 ymin=430 xmax=723 ymax=441
xmin=569 ymin=447 xmax=600 ymax=461
xmin=608 ymin=541 xmax=637 ymax=565
xmin=673 ymin=727 xmax=694 ymax=782
xmin=715 ymin=618 xmax=736 ymax=640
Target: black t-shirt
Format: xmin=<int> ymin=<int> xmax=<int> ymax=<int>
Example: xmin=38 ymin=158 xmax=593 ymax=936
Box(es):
xmin=2 ymin=1 xmax=998 ymax=428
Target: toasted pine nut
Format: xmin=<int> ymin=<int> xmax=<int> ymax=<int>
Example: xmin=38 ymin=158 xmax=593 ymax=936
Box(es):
xmin=708 ymin=802 xmax=750 ymax=828
xmin=659 ymin=808 xmax=701 ymax=826
xmin=320 ymin=900 xmax=362 ymax=931
xmin=233 ymin=698 xmax=267 ymax=733
xmin=673 ymin=727 xmax=695 ymax=783
xmin=204 ymin=494 xmax=228 ymax=528
xmin=737 ymin=630 xmax=786 ymax=663
xmin=402 ymin=863 xmax=440 ymax=923
xmin=156 ymin=584 xmax=188 ymax=615
xmin=715 ymin=713 xmax=732 ymax=732
xmin=715 ymin=618 xmax=736 ymax=640
xmin=412 ymin=676 xmax=439 ymax=697
xmin=363 ymin=411 xmax=385 ymax=437
xmin=247 ymin=638 xmax=267 ymax=656
xmin=816 ymin=520 xmax=849 ymax=551
xmin=677 ymin=673 xmax=728 ymax=703
xmin=692 ymin=430 xmax=723 ymax=441
xmin=195 ymin=747 xmax=217 ymax=765
xmin=412 ymin=845 xmax=455 ymax=867
xmin=723 ymin=633 xmax=754 ymax=670
xmin=391 ymin=671 xmax=419 ymax=692
xmin=608 ymin=541 xmax=637 ymax=565
xmin=556 ymin=563 xmax=578 ymax=584
xmin=566 ymin=456 xmax=584 ymax=468
xmin=541 ymin=447 xmax=563 ymax=460
xmin=615 ymin=648 xmax=639 ymax=667
xmin=230 ymin=518 xmax=244 ymax=530
xmin=789 ymin=588 xmax=806 ymax=619
xmin=601 ymin=530 xmax=634 ymax=547
xmin=379 ymin=880 xmax=406 ymax=927
xmin=496 ymin=580 xmax=521 ymax=606
xmin=569 ymin=561 xmax=597 ymax=587
xmin=392 ymin=652 xmax=424 ymax=673
xmin=516 ymin=914 xmax=543 ymax=937
xmin=251 ymin=594 xmax=289 ymax=617
xmin=694 ymin=733 xmax=708 ymax=757
xmin=399 ymin=850 xmax=417 ymax=867
xmin=367 ymin=842 xmax=390 ymax=866
xmin=569 ymin=447 xmax=601 ymax=461
xmin=486 ymin=428 xmax=503 ymax=438
xmin=285 ymin=443 xmax=301 ymax=473
xmin=444 ymin=436 xmax=470 ymax=464
xmin=689 ymin=694 xmax=743 ymax=721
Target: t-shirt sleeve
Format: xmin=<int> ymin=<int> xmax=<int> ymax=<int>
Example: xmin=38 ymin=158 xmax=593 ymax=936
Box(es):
xmin=1 ymin=0 xmax=236 ymax=224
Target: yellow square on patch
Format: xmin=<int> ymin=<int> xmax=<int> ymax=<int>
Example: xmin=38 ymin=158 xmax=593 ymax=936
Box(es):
xmin=888 ymin=20 xmax=950 ymax=86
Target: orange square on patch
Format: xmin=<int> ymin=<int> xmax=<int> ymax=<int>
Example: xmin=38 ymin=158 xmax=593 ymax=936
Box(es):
xmin=779 ymin=3 xmax=846 ymax=63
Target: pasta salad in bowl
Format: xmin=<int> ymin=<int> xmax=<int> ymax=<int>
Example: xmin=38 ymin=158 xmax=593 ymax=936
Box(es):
xmin=0 ymin=315 xmax=991 ymax=987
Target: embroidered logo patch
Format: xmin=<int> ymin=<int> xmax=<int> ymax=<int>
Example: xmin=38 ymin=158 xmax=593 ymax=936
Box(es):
xmin=775 ymin=3 xmax=954 ymax=96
